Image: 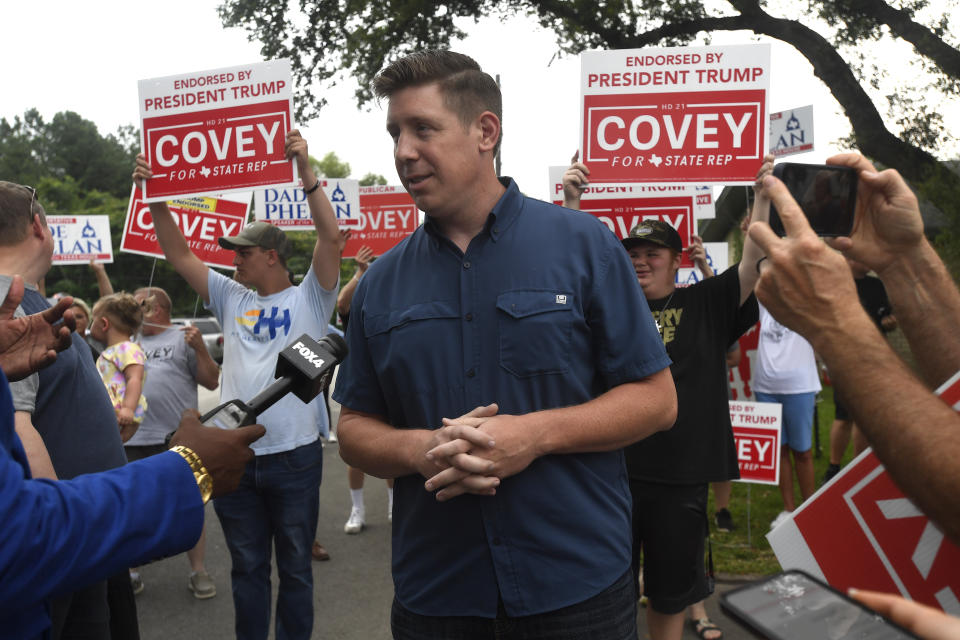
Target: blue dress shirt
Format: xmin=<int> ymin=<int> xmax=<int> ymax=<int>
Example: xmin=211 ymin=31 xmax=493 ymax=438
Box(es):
xmin=333 ymin=178 xmax=670 ymax=617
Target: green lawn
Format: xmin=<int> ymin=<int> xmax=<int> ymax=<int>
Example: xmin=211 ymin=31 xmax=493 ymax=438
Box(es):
xmin=707 ymin=386 xmax=852 ymax=576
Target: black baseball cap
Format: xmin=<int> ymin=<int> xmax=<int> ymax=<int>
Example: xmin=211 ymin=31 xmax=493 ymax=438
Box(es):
xmin=218 ymin=221 xmax=291 ymax=260
xmin=622 ymin=220 xmax=682 ymax=253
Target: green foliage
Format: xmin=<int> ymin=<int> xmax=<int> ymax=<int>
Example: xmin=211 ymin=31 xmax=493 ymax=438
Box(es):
xmin=358 ymin=172 xmax=388 ymax=186
xmin=312 ymin=151 xmax=351 ymax=179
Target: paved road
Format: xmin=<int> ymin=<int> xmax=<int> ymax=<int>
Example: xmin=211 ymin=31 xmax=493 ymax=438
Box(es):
xmin=132 ymin=388 xmax=758 ymax=639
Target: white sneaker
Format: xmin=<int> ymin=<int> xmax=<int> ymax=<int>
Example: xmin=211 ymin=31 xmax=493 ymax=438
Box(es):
xmin=344 ymin=507 xmax=365 ymax=534
xmin=770 ymin=510 xmax=791 ymax=531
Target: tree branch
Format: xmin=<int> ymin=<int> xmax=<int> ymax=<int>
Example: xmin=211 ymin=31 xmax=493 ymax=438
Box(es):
xmin=835 ymin=0 xmax=960 ymax=80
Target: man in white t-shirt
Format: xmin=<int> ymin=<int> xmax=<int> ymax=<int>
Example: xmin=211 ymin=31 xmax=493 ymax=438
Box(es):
xmin=753 ymin=304 xmax=822 ymax=530
xmin=126 ymin=286 xmax=221 ymax=599
xmin=133 ymin=130 xmax=340 ymax=640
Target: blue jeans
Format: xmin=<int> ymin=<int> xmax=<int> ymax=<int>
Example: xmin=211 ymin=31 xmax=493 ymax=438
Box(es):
xmin=390 ymin=569 xmax=637 ymax=640
xmin=213 ymin=439 xmax=323 ymax=640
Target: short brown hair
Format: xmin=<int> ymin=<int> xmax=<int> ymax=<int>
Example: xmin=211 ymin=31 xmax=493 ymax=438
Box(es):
xmin=373 ymin=50 xmax=502 ymax=154
xmin=0 ymin=181 xmax=46 ymax=246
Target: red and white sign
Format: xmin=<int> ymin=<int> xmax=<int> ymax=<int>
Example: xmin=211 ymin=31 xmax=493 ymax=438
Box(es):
xmin=580 ymin=44 xmax=769 ymax=185
xmin=547 ymin=166 xmax=716 ymax=220
xmin=342 ymin=185 xmax=420 ymax=259
xmin=48 ymin=215 xmax=113 ymax=265
xmin=729 ymin=400 xmax=781 ymax=484
xmin=253 ymin=179 xmax=361 ymax=229
xmin=769 ymin=105 xmax=814 ymax=158
xmin=768 ymin=371 xmax=960 ymax=615
xmin=729 ymin=322 xmax=760 ymax=401
xmin=138 ymin=60 xmax=296 ymax=202
xmin=120 ymin=185 xmax=250 ymax=269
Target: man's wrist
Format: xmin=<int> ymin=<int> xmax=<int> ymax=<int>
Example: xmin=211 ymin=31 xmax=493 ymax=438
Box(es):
xmin=874 ymin=239 xmax=935 ymax=290
xmin=171 ymin=445 xmax=213 ymax=504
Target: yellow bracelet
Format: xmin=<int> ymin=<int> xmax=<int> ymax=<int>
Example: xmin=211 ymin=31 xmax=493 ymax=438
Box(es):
xmin=171 ymin=445 xmax=213 ymax=504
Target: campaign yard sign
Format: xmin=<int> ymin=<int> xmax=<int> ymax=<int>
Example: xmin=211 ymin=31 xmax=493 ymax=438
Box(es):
xmin=120 ymin=185 xmax=250 ymax=269
xmin=729 ymin=400 xmax=781 ymax=485
xmin=580 ymin=44 xmax=769 ymax=185
xmin=340 ymin=185 xmax=420 ymax=259
xmin=729 ymin=322 xmax=760 ymax=402
xmin=139 ymin=60 xmax=296 ymax=202
xmin=48 ymin=215 xmax=113 ymax=265
xmin=767 ymin=372 xmax=960 ymax=615
xmin=769 ymin=105 xmax=814 ymax=158
xmin=547 ymin=166 xmax=716 ymax=220
xmin=254 ymin=179 xmax=361 ymax=229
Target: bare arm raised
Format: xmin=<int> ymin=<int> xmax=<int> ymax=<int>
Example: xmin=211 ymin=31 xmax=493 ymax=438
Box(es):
xmin=286 ymin=131 xmax=341 ymax=290
xmin=562 ymin=151 xmax=589 ymax=210
xmin=736 ymin=154 xmax=774 ymax=306
xmin=133 ymin=157 xmax=211 ymax=302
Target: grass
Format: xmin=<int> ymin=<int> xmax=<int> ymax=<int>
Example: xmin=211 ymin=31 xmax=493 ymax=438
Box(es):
xmin=706 ymin=386 xmax=854 ymax=576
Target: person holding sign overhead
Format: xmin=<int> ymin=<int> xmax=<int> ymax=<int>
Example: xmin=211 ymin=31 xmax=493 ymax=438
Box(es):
xmin=565 ymin=154 xmax=771 ymax=640
xmin=133 ymin=129 xmax=341 ymax=640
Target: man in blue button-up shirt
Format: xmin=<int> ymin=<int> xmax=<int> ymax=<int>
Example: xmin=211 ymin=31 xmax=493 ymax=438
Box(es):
xmin=333 ymin=50 xmax=677 ymax=639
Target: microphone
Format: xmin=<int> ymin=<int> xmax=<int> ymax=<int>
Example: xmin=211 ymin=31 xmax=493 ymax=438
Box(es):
xmin=199 ymin=333 xmax=348 ymax=430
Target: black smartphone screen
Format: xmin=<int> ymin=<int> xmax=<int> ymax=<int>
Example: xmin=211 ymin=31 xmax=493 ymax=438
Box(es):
xmin=769 ymin=163 xmax=857 ymax=237
xmin=721 ymin=571 xmax=919 ymax=640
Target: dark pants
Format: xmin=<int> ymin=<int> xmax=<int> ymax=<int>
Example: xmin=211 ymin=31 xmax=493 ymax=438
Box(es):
xmin=390 ymin=569 xmax=637 ymax=640
xmin=50 ymin=581 xmax=110 ymax=640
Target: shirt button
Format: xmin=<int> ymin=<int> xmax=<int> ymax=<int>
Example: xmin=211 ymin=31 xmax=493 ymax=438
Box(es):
xmin=463 ymin=261 xmax=471 ymax=269
xmin=465 ymin=312 xmax=473 ymax=321
xmin=466 ymin=368 xmax=476 ymax=378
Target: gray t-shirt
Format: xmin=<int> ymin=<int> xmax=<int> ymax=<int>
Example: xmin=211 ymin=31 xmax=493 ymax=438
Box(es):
xmin=126 ymin=327 xmax=200 ymax=447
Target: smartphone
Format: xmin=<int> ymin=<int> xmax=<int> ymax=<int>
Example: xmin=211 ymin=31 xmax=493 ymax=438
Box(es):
xmin=720 ymin=570 xmax=919 ymax=639
xmin=769 ymin=163 xmax=857 ymax=237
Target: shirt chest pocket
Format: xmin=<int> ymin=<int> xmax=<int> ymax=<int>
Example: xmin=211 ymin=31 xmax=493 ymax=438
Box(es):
xmin=364 ymin=301 xmax=460 ymax=377
xmin=496 ymin=291 xmax=573 ymax=378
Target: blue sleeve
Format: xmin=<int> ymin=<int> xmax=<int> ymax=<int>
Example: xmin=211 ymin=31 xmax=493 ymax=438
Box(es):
xmin=330 ymin=277 xmax=388 ymax=417
xmin=0 ymin=373 xmax=203 ymax=612
xmin=587 ymin=229 xmax=672 ymax=389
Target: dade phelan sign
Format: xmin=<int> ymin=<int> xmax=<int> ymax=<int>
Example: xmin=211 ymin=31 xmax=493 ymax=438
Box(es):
xmin=254 ymin=179 xmax=361 ymax=229
xmin=138 ymin=60 xmax=296 ymax=202
xmin=580 ymin=44 xmax=769 ymax=185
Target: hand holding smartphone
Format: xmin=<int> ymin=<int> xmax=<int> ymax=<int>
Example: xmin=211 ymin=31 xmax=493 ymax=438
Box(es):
xmin=720 ymin=570 xmax=920 ymax=639
xmin=768 ymin=163 xmax=858 ymax=237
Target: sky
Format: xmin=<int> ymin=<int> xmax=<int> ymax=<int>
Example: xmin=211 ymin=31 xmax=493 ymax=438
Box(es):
xmin=1 ymin=0 xmax=930 ymax=202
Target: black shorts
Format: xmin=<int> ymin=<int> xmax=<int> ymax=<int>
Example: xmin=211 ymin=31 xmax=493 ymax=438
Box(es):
xmin=629 ymin=480 xmax=711 ymax=614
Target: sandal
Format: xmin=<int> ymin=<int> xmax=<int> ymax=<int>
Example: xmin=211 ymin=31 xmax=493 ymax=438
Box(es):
xmin=690 ymin=617 xmax=724 ymax=640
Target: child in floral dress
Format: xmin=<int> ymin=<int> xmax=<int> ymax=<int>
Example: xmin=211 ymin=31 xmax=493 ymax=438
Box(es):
xmin=90 ymin=292 xmax=149 ymax=442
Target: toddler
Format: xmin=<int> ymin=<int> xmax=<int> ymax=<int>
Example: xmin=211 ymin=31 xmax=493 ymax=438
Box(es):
xmin=90 ymin=292 xmax=149 ymax=441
